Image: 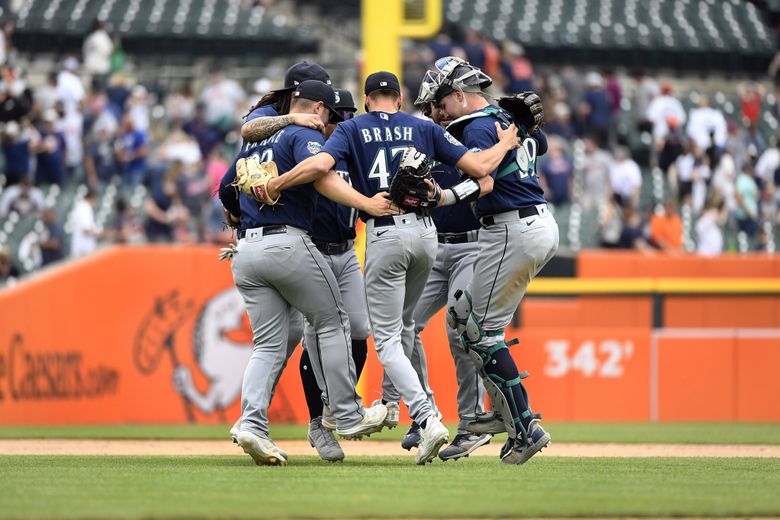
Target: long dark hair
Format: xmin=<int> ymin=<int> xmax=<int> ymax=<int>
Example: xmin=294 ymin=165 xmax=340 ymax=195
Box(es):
xmin=244 ymin=90 xmax=292 ymax=118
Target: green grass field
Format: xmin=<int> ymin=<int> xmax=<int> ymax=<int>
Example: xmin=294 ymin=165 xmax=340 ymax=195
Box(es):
xmin=1 ymin=422 xmax=779 ymax=444
xmin=1 ymin=456 xmax=778 ymax=519
xmin=1 ymin=423 xmax=779 ymax=519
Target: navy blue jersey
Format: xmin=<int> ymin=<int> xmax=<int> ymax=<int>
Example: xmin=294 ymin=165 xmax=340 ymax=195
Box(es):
xmin=430 ymin=162 xmax=480 ymax=233
xmin=321 ymin=111 xmax=468 ymax=220
xmin=244 ymin=104 xmax=278 ymax=123
xmin=310 ymin=160 xmax=358 ymax=242
xmin=220 ymin=125 xmax=322 ymax=232
xmin=454 ymin=106 xmax=548 ymax=217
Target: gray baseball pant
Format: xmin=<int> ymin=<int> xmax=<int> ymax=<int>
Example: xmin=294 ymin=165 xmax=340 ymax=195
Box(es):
xmin=365 ymin=213 xmax=437 ymax=424
xmin=231 ymin=226 xmax=362 ymax=437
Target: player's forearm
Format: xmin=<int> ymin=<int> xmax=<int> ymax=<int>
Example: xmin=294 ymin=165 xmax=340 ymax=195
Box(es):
xmin=437 ymin=175 xmax=493 ymax=207
xmin=313 ymin=170 xmax=370 ymax=211
xmin=241 ymin=115 xmax=290 ymax=142
xmin=273 ymin=154 xmax=332 ymax=192
xmin=458 ymin=144 xmax=511 ymax=178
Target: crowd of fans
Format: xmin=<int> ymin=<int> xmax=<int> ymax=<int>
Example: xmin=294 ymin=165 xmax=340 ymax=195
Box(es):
xmin=0 ymin=19 xmax=778 ymax=285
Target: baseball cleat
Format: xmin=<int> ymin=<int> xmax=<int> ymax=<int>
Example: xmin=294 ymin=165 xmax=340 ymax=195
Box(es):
xmin=464 ymin=412 xmax=506 ymax=435
xmin=500 ymin=420 xmax=551 ymax=465
xmin=237 ymin=431 xmax=288 ymax=466
xmin=229 ymin=418 xmax=241 ymax=444
xmin=438 ymin=433 xmax=492 ymax=461
xmin=372 ymin=399 xmax=400 ymax=429
xmin=308 ymin=417 xmax=344 ymax=462
xmin=401 ymin=422 xmax=421 ymax=451
xmin=336 ymin=401 xmax=388 ymax=440
xmin=415 ymin=415 xmax=449 ymax=465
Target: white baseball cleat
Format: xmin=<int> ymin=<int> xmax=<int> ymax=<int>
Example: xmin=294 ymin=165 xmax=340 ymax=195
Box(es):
xmin=237 ymin=431 xmax=288 ymax=466
xmin=336 ymin=401 xmax=388 ymax=440
xmin=415 ymin=415 xmax=449 ymax=465
xmin=372 ymin=399 xmax=400 ymax=429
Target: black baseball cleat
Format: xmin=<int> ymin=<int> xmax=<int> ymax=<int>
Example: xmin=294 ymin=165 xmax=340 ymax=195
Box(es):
xmin=401 ymin=422 xmax=421 ymax=451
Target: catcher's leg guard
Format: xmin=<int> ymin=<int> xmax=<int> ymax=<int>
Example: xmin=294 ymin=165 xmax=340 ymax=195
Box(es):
xmin=463 ymin=335 xmax=539 ymax=442
xmin=446 ymin=290 xmax=483 ymax=347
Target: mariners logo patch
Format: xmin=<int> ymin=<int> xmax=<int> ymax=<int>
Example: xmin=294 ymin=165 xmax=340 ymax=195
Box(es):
xmin=307 ymin=141 xmax=322 ymax=155
xmin=443 ymin=131 xmax=462 ymax=146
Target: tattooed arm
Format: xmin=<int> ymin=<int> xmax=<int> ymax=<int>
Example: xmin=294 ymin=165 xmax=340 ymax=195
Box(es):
xmin=240 ymin=113 xmax=325 ymax=142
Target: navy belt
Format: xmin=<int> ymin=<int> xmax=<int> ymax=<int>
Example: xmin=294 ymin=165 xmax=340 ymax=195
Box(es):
xmin=437 ymin=231 xmax=478 ymax=244
xmin=238 ymin=225 xmax=288 ymax=239
xmin=313 ymin=240 xmax=350 ymax=255
xmin=481 ymin=206 xmax=539 ymax=227
xmin=373 ymin=213 xmax=432 ymax=227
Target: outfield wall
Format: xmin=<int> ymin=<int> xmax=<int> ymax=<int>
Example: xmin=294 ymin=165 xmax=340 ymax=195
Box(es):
xmin=0 ymin=246 xmax=778 ymax=425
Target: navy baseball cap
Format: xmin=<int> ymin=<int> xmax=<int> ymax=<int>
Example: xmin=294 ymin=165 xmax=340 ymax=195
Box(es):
xmin=293 ymin=80 xmax=343 ymax=122
xmin=364 ymin=71 xmax=401 ymax=95
xmin=334 ymin=88 xmax=357 ymax=120
xmin=273 ymin=61 xmax=331 ymax=92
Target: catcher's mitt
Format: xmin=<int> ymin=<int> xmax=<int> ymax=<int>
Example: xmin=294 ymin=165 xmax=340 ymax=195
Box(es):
xmin=231 ymin=157 xmax=280 ymax=205
xmin=498 ymin=91 xmax=544 ymax=134
xmin=389 ymin=147 xmax=440 ymax=212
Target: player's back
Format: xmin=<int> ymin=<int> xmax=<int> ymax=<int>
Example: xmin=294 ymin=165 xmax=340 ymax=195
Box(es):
xmin=238 ymin=125 xmax=320 ymax=231
xmin=322 ymin=111 xmax=466 ymax=200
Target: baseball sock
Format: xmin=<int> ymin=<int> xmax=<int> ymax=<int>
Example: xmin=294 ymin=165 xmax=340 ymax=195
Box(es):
xmin=299 ymin=349 xmax=324 ymax=420
xmin=352 ymin=339 xmax=367 ymax=380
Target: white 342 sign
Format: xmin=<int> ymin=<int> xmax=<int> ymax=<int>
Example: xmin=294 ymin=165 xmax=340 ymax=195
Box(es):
xmin=544 ymin=340 xmax=635 ymax=378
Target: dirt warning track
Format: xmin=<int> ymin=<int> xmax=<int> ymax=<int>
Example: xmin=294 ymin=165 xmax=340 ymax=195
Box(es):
xmin=1 ymin=440 xmax=778 ymax=457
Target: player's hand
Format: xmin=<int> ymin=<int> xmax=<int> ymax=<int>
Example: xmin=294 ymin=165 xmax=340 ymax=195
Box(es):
xmin=223 ymin=208 xmax=240 ymax=229
xmin=496 ymin=122 xmax=521 ymax=151
xmin=218 ymin=242 xmax=238 ymax=261
xmin=265 ymin=176 xmax=281 ymax=203
xmin=289 ymin=113 xmax=325 ymax=133
xmin=363 ymin=191 xmax=397 ymax=217
xmin=423 ymin=178 xmax=443 ymax=206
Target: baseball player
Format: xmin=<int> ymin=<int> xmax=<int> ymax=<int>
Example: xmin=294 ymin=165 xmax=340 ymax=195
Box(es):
xmin=297 ymin=88 xmax=373 ymax=462
xmin=384 ymin=90 xmax=494 ymax=460
xmin=264 ymin=71 xmax=523 ymax=464
xmin=219 ymin=80 xmax=392 ymax=465
xmin=241 ymin=61 xmax=332 ymax=142
xmin=428 ymin=57 xmax=558 ymax=464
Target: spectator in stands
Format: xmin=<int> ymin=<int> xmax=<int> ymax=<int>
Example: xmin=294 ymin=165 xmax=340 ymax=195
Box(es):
xmin=538 ymin=136 xmax=572 ymax=205
xmin=480 ymin=33 xmax=501 ymax=81
xmin=649 ymin=199 xmax=683 ymax=252
xmin=127 ymin=85 xmax=150 ymax=133
xmin=166 ymin=84 xmax=196 ymax=126
xmin=545 ymin=102 xmax=576 ymax=141
xmin=581 ymin=137 xmax=613 ymax=211
xmin=617 ymin=206 xmax=652 ymax=251
xmin=0 ymin=176 xmax=44 ymax=217
xmin=604 ymin=69 xmax=622 ymax=114
xmin=115 ymin=113 xmax=148 ymax=186
xmin=110 ymin=197 xmax=143 ymax=244
xmin=198 ymin=68 xmax=245 ymax=134
xmin=0 ymin=245 xmax=19 ymax=285
xmin=37 ymin=206 xmax=66 ymax=267
xmin=560 ymin=67 xmax=586 ymax=118
xmin=657 ymin=116 xmax=684 ymax=175
xmin=184 ymin=102 xmax=221 ymax=159
xmin=56 ymin=57 xmax=85 ymax=115
xmin=690 ymin=148 xmax=711 ymax=216
xmin=34 ymin=109 xmax=67 ymax=186
xmin=754 ymin=137 xmax=780 ymax=221
xmin=0 ymin=19 xmax=14 ymax=66
xmin=734 ymin=162 xmax=760 ymax=240
xmin=695 ymin=196 xmax=726 ymax=256
xmin=56 ymin=101 xmax=85 ymax=181
xmin=0 ymin=74 xmax=32 ymax=123
xmin=608 ymin=146 xmax=642 ymax=208
xmin=645 ymin=83 xmax=686 ymax=150
xmin=686 ymin=96 xmax=727 ymax=153
xmin=105 ymin=73 xmax=130 ymax=120
xmin=711 ymin=148 xmax=738 ymax=218
xmin=737 ymin=81 xmax=764 ymax=128
xmin=629 ymin=69 xmax=660 ymax=134
xmin=578 ymin=72 xmax=612 ymax=148
xmin=84 ymin=113 xmax=119 ymax=187
xmin=725 ymin=120 xmax=749 ymax=172
xmin=499 ymin=41 xmax=533 ymax=94
xmin=33 ymin=72 xmax=59 ymax=117
xmin=82 ymin=19 xmax=113 ymax=87
xmin=599 ymin=194 xmax=624 ymax=248
xmin=428 ymin=28 xmax=461 ymax=61
xmin=144 ymin=160 xmax=189 ymax=243
xmin=206 ymin=146 xmax=228 ymax=197
xmin=2 ymin=119 xmax=38 ymax=186
xmin=70 ymin=188 xmax=99 ymax=258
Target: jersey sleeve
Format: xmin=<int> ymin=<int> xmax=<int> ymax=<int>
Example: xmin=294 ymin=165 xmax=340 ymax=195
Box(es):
xmin=321 ymin=123 xmax=351 ymax=163
xmin=530 ymin=129 xmax=548 ymax=156
xmin=461 ymin=119 xmax=498 ymax=153
xmin=292 ymin=128 xmax=326 ymax=164
xmin=244 ymin=104 xmax=278 ymax=123
xmin=431 ymin=123 xmax=468 ymax=167
xmin=218 ymin=156 xmax=241 ymax=217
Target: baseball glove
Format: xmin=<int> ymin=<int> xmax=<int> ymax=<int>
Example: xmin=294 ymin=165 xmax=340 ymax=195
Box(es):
xmin=389 ymin=147 xmax=440 ymax=212
xmin=497 ymin=91 xmax=544 ymax=134
xmin=231 ymin=157 xmax=280 ymax=205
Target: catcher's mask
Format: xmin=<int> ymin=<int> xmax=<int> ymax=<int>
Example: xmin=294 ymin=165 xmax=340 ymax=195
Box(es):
xmin=414 ymin=70 xmax=445 ymax=108
xmin=433 ymin=56 xmax=492 ymax=102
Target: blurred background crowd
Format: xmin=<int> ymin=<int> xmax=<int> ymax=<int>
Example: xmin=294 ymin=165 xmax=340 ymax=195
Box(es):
xmin=1 ymin=0 xmax=779 ymax=286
